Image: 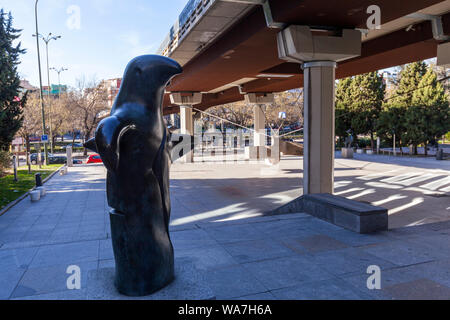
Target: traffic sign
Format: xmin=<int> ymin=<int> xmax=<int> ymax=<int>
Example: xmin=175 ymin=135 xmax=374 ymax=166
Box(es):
xmin=41 ymin=134 xmax=49 ymax=143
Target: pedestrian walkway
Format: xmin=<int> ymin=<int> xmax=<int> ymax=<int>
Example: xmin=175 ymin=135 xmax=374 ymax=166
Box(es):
xmin=1 ymin=161 xmax=450 ymax=300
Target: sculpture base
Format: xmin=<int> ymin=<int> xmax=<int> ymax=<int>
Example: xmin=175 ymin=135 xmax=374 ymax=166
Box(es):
xmin=86 ymin=258 xmax=215 ymax=300
xmin=109 ymin=209 xmax=174 ymax=296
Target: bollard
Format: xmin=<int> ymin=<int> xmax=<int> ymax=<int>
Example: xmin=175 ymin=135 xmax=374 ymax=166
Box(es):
xmin=13 ymin=155 xmax=18 ymax=182
xmin=436 ymin=149 xmax=444 ymax=160
xmin=30 ymin=190 xmax=40 ymax=202
xmin=66 ymin=146 xmax=73 ymax=167
xmin=35 ymin=173 xmax=42 ymax=187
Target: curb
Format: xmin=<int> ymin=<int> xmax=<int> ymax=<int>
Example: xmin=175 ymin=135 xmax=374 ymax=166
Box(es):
xmin=0 ymin=165 xmax=65 ymax=217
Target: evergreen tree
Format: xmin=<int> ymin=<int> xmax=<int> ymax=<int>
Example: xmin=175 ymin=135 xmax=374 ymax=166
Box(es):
xmin=335 ymin=77 xmax=353 ymax=105
xmin=376 ymin=102 xmax=408 ymax=154
xmin=0 ymin=9 xmax=25 ymax=151
xmin=335 ymin=77 xmax=354 ymax=146
xmin=348 ymin=71 xmax=385 ymax=149
xmin=391 ymin=61 xmax=427 ymax=106
xmin=407 ymin=67 xmax=450 ymax=155
xmin=387 ymin=61 xmax=427 ymax=154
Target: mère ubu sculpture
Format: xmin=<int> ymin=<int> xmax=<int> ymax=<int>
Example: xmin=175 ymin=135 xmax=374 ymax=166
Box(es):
xmin=84 ymin=55 xmax=182 ymax=296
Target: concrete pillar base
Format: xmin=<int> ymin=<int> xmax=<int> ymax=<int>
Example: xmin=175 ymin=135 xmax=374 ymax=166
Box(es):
xmin=245 ymin=146 xmax=268 ymax=160
xmin=180 ymin=105 xmax=194 ymax=163
xmin=253 ymin=105 xmax=265 ymax=148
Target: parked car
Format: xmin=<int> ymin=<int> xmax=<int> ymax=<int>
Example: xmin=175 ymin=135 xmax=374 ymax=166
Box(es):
xmin=86 ymin=154 xmax=102 ymax=164
xmin=30 ymin=152 xmax=49 ymax=164
xmin=61 ymin=143 xmax=83 ymax=149
xmin=48 ymin=154 xmax=67 ymax=164
xmin=30 ymin=152 xmax=82 ymax=165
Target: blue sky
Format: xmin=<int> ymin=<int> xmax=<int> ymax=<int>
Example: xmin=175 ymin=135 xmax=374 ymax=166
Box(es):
xmin=0 ymin=0 xmax=187 ymax=88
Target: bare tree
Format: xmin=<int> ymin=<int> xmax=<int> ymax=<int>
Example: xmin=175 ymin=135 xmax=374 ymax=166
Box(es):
xmin=67 ymin=77 xmax=109 ymax=155
xmin=46 ymin=92 xmax=71 ymax=146
xmin=206 ymin=89 xmax=303 ymax=134
xmin=18 ymin=91 xmax=41 ymax=170
xmin=207 ymin=100 xmax=254 ymax=129
xmin=265 ymin=89 xmax=303 ymax=134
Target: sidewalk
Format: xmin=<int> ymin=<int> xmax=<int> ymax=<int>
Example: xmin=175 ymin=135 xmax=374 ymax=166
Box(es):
xmin=337 ymin=151 xmax=450 ymax=170
xmin=1 ymin=163 xmax=450 ymax=299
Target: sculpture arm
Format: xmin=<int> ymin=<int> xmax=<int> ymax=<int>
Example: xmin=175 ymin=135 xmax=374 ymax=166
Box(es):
xmin=95 ymin=116 xmax=124 ymax=172
xmin=83 ymin=138 xmax=98 ymax=153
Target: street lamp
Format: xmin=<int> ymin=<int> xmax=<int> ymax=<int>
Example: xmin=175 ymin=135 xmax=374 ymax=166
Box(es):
xmin=33 ymin=0 xmax=48 ymax=165
xmin=50 ymin=67 xmax=68 ymax=97
xmin=33 ymin=32 xmax=61 ymax=154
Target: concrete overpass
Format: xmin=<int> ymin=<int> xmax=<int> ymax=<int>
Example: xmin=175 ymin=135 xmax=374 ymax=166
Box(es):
xmin=157 ymin=0 xmax=450 ymax=196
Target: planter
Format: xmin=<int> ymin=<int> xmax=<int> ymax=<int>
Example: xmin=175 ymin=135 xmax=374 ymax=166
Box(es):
xmin=30 ymin=190 xmax=40 ymax=202
xmin=341 ymin=147 xmax=354 ymax=159
xmin=36 ymin=186 xmax=46 ymax=197
xmin=59 ymin=167 xmax=67 ymax=175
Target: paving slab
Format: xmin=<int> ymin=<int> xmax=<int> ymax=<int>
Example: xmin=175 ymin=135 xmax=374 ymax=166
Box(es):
xmin=242 ymin=255 xmax=335 ymax=291
xmin=291 ymin=235 xmax=349 ymax=253
xmin=308 ymin=247 xmax=396 ymax=276
xmin=0 ymin=247 xmax=38 ymax=269
xmin=252 ymin=218 xmax=317 ymax=239
xmin=233 ymin=292 xmax=276 ymax=300
xmin=11 ymin=261 xmax=98 ymax=299
xmin=203 ymin=223 xmax=267 ymax=244
xmin=271 ymin=278 xmax=371 ymax=300
xmin=2 ymin=161 xmax=450 ymax=300
xmin=0 ymin=268 xmax=26 ymax=299
xmin=360 ymin=239 xmax=448 ymax=267
xmin=222 ymin=239 xmax=296 ymax=263
xmin=383 ymin=278 xmax=450 ymax=300
xmin=174 ymin=244 xmax=238 ymax=271
xmin=204 ymin=264 xmax=267 ymax=299
xmin=29 ymin=240 xmax=99 ymax=268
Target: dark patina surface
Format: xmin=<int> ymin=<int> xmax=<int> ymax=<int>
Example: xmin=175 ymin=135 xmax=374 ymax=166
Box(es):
xmin=85 ymin=55 xmax=182 ymax=296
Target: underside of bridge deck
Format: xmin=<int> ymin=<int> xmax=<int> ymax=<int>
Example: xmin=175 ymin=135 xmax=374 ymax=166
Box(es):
xmin=160 ymin=0 xmax=450 ymax=115
xmin=158 ymin=0 xmax=450 ymax=198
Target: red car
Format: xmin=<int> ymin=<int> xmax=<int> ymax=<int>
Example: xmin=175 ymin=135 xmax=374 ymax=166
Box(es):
xmin=86 ymin=154 xmax=103 ymax=164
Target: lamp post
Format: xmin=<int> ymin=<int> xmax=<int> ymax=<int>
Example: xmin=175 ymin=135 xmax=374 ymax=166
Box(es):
xmin=33 ymin=32 xmax=61 ymax=154
xmin=34 ymin=0 xmax=48 ymax=165
xmin=50 ymin=67 xmax=68 ymax=97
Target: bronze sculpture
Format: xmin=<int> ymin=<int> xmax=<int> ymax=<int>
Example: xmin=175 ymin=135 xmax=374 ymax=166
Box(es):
xmin=85 ymin=55 xmax=182 ymax=296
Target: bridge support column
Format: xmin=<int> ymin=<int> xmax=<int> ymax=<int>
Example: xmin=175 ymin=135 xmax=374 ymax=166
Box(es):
xmin=180 ymin=105 xmax=194 ymax=162
xmin=302 ymin=61 xmax=336 ymax=194
xmin=169 ymin=92 xmax=202 ymax=163
xmin=253 ymin=104 xmax=265 ymax=147
xmin=244 ymin=93 xmax=274 ymax=160
xmin=277 ymin=25 xmax=361 ymax=194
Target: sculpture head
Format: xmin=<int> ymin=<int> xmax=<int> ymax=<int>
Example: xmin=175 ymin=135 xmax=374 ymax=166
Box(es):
xmin=115 ymin=55 xmax=182 ymax=107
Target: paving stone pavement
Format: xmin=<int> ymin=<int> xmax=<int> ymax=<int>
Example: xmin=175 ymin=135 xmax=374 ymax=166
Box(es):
xmin=1 ymin=162 xmax=450 ymax=300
